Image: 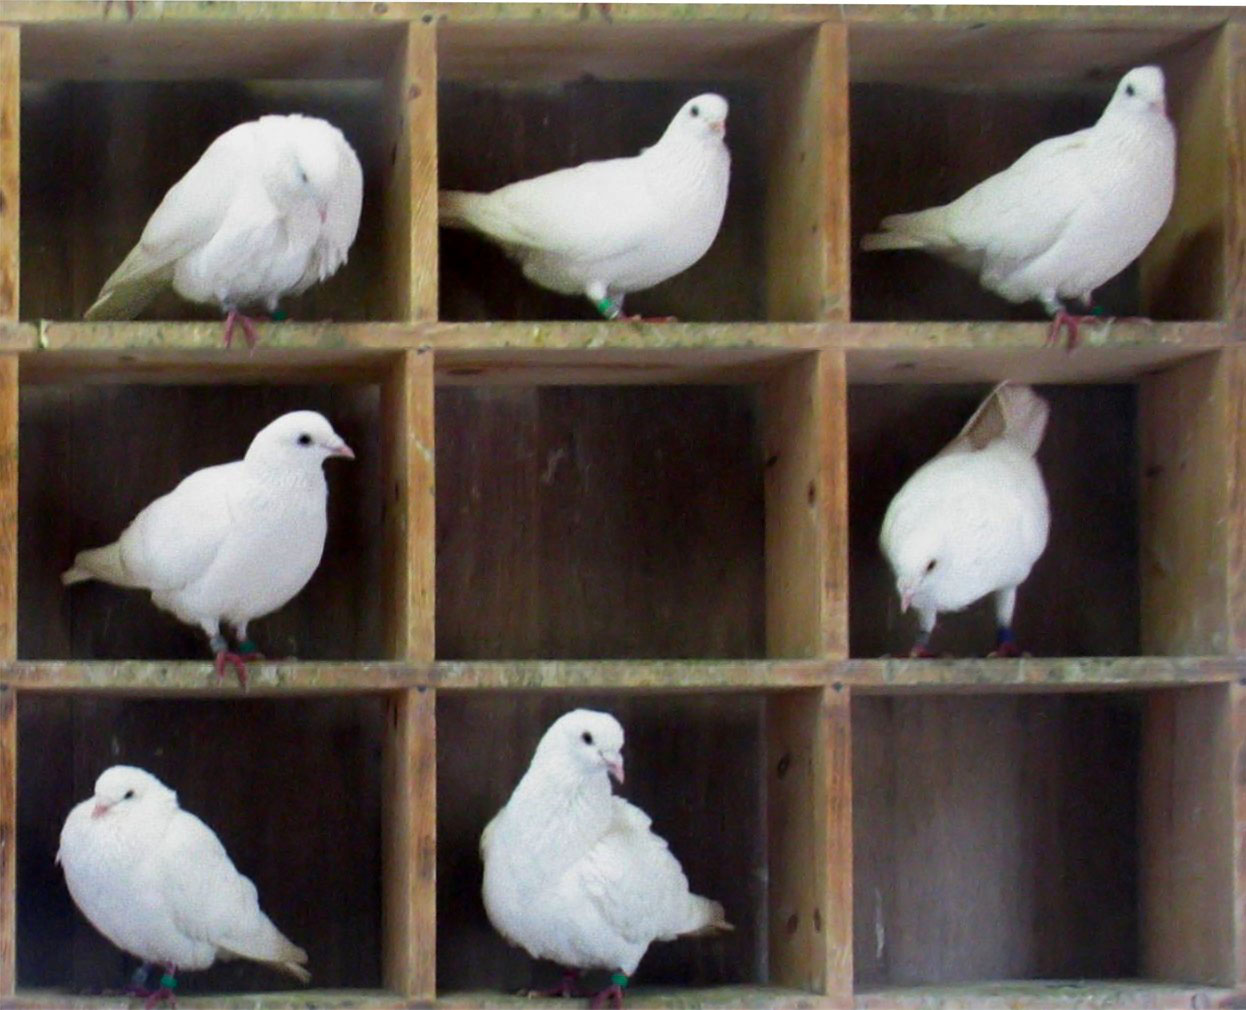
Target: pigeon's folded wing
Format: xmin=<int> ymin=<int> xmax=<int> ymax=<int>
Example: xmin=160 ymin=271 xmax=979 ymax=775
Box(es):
xmin=943 ymin=130 xmax=1094 ymax=264
xmin=577 ymin=797 xmax=694 ymax=944
xmin=473 ymin=158 xmax=663 ymax=262
xmin=118 ymin=463 xmax=238 ymax=591
xmin=86 ymin=127 xmax=254 ymax=319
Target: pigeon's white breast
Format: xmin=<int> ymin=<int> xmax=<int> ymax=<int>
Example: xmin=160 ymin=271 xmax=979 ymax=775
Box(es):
xmin=59 ymin=803 xmax=217 ymax=970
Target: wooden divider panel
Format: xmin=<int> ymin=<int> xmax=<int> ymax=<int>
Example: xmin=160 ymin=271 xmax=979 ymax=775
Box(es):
xmin=0 ymin=27 xmax=16 ymax=323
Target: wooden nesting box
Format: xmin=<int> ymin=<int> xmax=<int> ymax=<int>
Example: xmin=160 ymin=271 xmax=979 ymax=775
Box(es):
xmin=0 ymin=3 xmax=1244 ymax=1009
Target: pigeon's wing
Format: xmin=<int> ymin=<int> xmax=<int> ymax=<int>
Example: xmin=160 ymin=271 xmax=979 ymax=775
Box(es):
xmin=943 ymin=128 xmax=1095 ymax=264
xmin=472 ymin=157 xmax=663 ymax=262
xmin=939 ymin=382 xmax=1049 ymax=458
xmin=85 ymin=124 xmax=258 ymax=320
xmin=576 ymin=798 xmax=695 ymax=945
xmin=116 ymin=462 xmax=240 ymax=591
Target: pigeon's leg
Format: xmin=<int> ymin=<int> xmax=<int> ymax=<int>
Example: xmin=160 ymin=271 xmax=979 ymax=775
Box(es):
xmin=222 ymin=308 xmax=261 ymax=350
xmin=988 ymin=587 xmax=1024 ymax=658
xmin=143 ymin=966 xmax=177 ymax=1009
xmin=590 ymin=973 xmax=628 ymax=1009
xmin=909 ymin=608 xmax=939 ymax=659
xmin=209 ymin=631 xmax=249 ymax=689
xmin=524 ymin=969 xmax=583 ymax=998
xmin=1041 ymin=293 xmax=1097 ymax=352
xmin=586 ymin=281 xmax=624 ymax=321
xmin=232 ymin=623 xmax=266 ymax=662
xmin=124 ymin=963 xmax=155 ymax=999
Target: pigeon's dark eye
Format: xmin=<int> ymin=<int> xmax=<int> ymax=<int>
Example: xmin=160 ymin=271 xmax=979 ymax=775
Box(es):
xmin=123 ymin=789 xmax=135 ymax=800
xmin=299 ymin=169 xmax=309 ymax=184
xmin=581 ymin=731 xmax=594 ymax=745
xmin=1125 ymin=84 xmax=1135 ymax=97
xmin=297 ymin=433 xmax=313 ymax=446
xmin=925 ymin=559 xmax=937 ymax=573
xmin=690 ymin=105 xmax=700 ymax=118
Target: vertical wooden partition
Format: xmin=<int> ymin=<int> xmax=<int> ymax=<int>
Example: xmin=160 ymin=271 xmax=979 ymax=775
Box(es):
xmin=0 ymin=27 xmax=17 ymax=324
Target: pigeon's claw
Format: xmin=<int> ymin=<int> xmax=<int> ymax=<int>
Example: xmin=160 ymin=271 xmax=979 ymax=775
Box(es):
xmin=988 ymin=640 xmax=1024 ymax=658
xmin=909 ymin=644 xmax=940 ymax=659
xmin=524 ymin=970 xmax=582 ymax=999
xmin=590 ymin=984 xmax=626 ymax=1010
xmin=213 ymin=650 xmax=249 ymax=689
xmin=142 ymin=968 xmax=177 ymax=1009
xmin=222 ymin=309 xmax=261 ymax=349
xmin=1045 ymin=309 xmax=1099 ymax=352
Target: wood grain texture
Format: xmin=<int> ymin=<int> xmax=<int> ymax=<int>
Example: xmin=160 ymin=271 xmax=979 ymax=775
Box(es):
xmin=853 ymin=692 xmax=1142 ymax=986
xmin=381 ymin=350 xmax=435 ymax=660
xmin=763 ymin=23 xmax=846 ymax=322
xmin=0 ymin=27 xmax=17 ymax=324
xmin=763 ymin=352 xmax=846 ymax=659
xmin=1140 ymin=28 xmax=1228 ymax=320
xmin=1227 ymin=24 xmax=1246 ymax=323
xmin=854 ymin=981 xmax=1238 ymax=1009
xmin=382 ymin=687 xmax=436 ymax=999
xmin=0 ymin=686 xmax=14 ymax=996
xmin=766 ymin=688 xmax=847 ymax=997
xmin=1139 ymin=684 xmax=1234 ymax=985
xmin=1140 ymin=352 xmax=1229 ymax=654
xmin=1227 ymin=349 xmax=1246 ymax=655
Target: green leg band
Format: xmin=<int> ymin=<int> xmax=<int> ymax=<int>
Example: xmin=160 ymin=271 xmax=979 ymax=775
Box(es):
xmin=160 ymin=974 xmax=177 ymax=989
xmin=238 ymin=640 xmax=260 ymax=655
xmin=610 ymin=973 xmax=629 ymax=988
xmin=594 ymin=297 xmax=621 ymax=320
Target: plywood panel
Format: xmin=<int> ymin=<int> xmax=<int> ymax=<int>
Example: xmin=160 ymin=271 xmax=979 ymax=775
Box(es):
xmin=1139 ymin=684 xmax=1234 ymax=984
xmin=1139 ymin=351 xmax=1230 ymax=654
xmin=853 ymin=693 xmax=1141 ymax=986
xmin=763 ymin=352 xmax=846 ymax=659
xmin=0 ymin=27 xmax=18 ymax=323
xmin=764 ymin=23 xmax=846 ymax=321
xmin=382 ymin=687 xmax=436 ymax=998
xmin=382 ymin=350 xmax=435 ymax=661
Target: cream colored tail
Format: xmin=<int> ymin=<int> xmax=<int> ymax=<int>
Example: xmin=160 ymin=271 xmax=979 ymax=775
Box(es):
xmin=682 ymin=896 xmax=734 ymax=938
xmin=861 ymin=207 xmax=951 ymax=251
xmin=61 ymin=542 xmax=136 ymax=588
xmin=222 ymin=925 xmax=311 ymax=984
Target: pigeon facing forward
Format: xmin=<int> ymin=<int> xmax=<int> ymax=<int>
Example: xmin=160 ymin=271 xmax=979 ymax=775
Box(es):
xmin=58 ymin=766 xmax=309 ymax=1005
xmin=481 ymin=709 xmax=731 ymax=1008
xmin=862 ymin=67 xmax=1175 ymax=348
xmin=880 ymin=383 xmax=1050 ymax=657
xmin=61 ymin=411 xmax=354 ymax=686
xmin=85 ymin=114 xmax=363 ymax=348
xmin=440 ymin=94 xmax=730 ymax=321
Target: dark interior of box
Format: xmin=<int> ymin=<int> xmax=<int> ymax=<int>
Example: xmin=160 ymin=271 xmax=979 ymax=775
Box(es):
xmin=849 ymin=383 xmax=1139 ymax=658
xmin=436 ymin=78 xmax=766 ymax=323
xmin=20 ymin=79 xmax=390 ymax=322
xmin=850 ymin=78 xmax=1195 ymax=323
xmin=852 ymin=691 xmax=1142 ymax=987
xmin=19 ymin=382 xmax=384 ymax=662
xmin=16 ymin=693 xmax=385 ymax=992
xmin=435 ymin=384 xmax=767 ymax=660
xmin=436 ymin=691 xmax=763 ymax=993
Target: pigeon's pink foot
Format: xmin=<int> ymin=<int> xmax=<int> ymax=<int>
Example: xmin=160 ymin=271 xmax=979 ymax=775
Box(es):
xmin=1045 ymin=310 xmax=1099 ymax=352
xmin=222 ymin=309 xmax=261 ymax=349
xmin=988 ymin=640 xmax=1024 ymax=658
xmin=142 ymin=968 xmax=177 ymax=1009
xmin=590 ymin=978 xmax=627 ymax=1010
xmin=525 ymin=970 xmax=583 ymax=999
xmin=103 ymin=0 xmax=137 ymax=19
xmin=909 ymin=644 xmax=939 ymax=659
xmin=213 ymin=650 xmax=249 ymax=689
xmin=623 ymin=314 xmax=679 ymax=323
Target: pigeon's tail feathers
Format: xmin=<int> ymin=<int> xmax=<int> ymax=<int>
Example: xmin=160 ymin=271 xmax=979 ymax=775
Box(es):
xmin=221 ymin=927 xmax=310 ymax=984
xmin=682 ymin=896 xmax=734 ymax=938
xmin=860 ymin=208 xmax=952 ymax=252
xmin=941 ymin=382 xmax=1049 ymax=458
xmin=439 ymin=190 xmax=529 ymax=247
xmin=62 ymin=542 xmax=138 ymax=588
xmin=84 ymin=254 xmax=174 ymax=321
xmin=996 ymin=383 xmax=1050 ymax=456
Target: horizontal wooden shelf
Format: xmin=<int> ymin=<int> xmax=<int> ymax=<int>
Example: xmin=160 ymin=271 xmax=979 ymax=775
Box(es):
xmin=855 ymin=982 xmax=1242 ymax=1008
xmin=8 ymin=991 xmax=403 ymax=1009
xmin=3 ymin=657 xmax=1239 ymax=693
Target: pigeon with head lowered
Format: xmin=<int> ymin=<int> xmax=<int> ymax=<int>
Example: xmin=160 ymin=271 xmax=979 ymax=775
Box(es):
xmin=481 ymin=709 xmax=731 ymax=1008
xmin=58 ymin=765 xmax=309 ymax=1005
xmin=440 ymin=94 xmax=730 ymax=321
xmin=880 ymin=383 xmax=1050 ymax=657
xmin=61 ymin=410 xmax=354 ymax=686
xmin=85 ymin=114 xmax=363 ymax=348
xmin=861 ymin=67 xmax=1175 ymax=348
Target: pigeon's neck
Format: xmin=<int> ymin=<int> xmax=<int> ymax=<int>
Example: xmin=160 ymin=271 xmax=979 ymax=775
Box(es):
xmin=242 ymin=459 xmax=328 ymax=496
xmin=642 ymin=135 xmax=726 ymax=191
xmin=1095 ymin=110 xmax=1171 ymax=153
xmin=507 ymin=763 xmax=613 ymax=867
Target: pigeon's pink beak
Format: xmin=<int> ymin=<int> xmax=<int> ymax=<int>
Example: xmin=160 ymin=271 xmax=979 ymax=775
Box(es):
xmin=710 ymin=120 xmax=726 ymax=137
xmin=900 ymin=591 xmax=913 ymax=614
xmin=330 ymin=441 xmax=355 ymax=460
xmin=91 ymin=801 xmax=112 ymax=819
xmin=1153 ymin=97 xmax=1167 ymax=116
xmin=606 ymin=756 xmax=625 ymax=785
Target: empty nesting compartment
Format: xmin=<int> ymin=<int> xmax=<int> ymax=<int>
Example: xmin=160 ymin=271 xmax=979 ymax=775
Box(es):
xmin=849 ymin=383 xmax=1139 ymax=658
xmin=436 ymin=383 xmax=766 ymax=659
xmin=438 ymin=689 xmax=825 ymax=998
xmin=20 ymin=22 xmax=412 ymax=322
xmin=853 ymin=685 xmax=1234 ymax=990
xmin=849 ymin=23 xmax=1225 ymax=322
xmin=437 ymin=23 xmax=829 ymax=323
xmin=18 ymin=360 xmax=403 ymax=662
xmin=16 ymin=692 xmax=386 ymax=996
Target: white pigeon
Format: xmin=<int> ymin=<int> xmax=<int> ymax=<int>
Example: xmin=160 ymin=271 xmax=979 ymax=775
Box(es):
xmin=880 ymin=383 xmax=1050 ymax=657
xmin=861 ymin=67 xmax=1175 ymax=348
xmin=440 ymin=94 xmax=730 ymax=320
xmin=85 ymin=114 xmax=363 ymax=348
xmin=61 ymin=411 xmax=353 ymax=685
xmin=58 ymin=765 xmax=310 ymax=1000
xmin=481 ymin=709 xmax=731 ymax=1008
